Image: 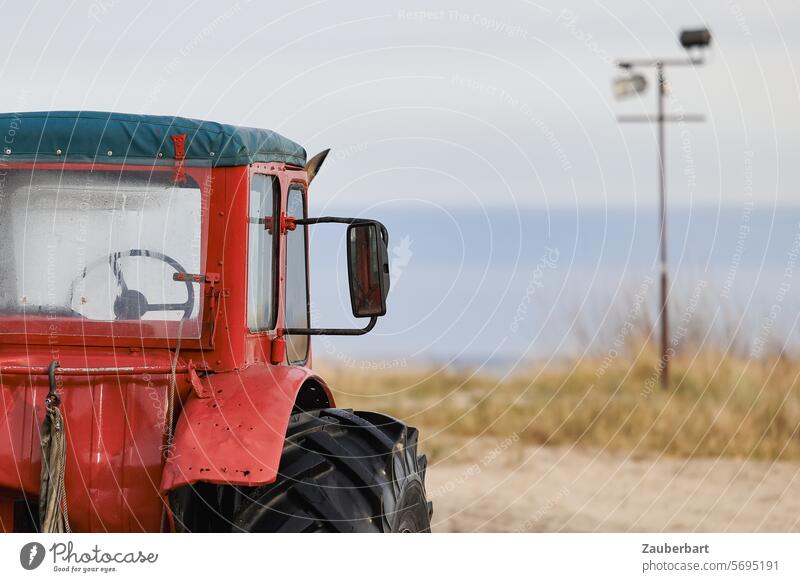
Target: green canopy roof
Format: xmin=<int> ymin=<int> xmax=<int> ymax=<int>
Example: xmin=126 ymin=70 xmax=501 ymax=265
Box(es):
xmin=0 ymin=111 xmax=307 ymax=167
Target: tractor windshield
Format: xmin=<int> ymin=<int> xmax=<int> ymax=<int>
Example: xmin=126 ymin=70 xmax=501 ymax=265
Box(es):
xmin=0 ymin=169 xmax=206 ymax=339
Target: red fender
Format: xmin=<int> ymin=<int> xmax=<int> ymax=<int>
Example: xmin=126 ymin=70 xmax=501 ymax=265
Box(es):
xmin=159 ymin=365 xmax=333 ymax=493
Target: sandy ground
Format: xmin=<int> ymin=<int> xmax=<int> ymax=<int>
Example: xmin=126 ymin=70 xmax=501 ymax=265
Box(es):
xmin=425 ymin=436 xmax=800 ymax=532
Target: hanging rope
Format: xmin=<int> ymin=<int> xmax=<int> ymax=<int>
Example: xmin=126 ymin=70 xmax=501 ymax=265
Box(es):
xmin=160 ymin=320 xmax=183 ymax=532
xmin=39 ymin=360 xmax=71 ymax=533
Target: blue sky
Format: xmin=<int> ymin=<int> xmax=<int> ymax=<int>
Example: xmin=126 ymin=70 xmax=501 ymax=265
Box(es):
xmin=0 ymin=0 xmax=797 ymax=209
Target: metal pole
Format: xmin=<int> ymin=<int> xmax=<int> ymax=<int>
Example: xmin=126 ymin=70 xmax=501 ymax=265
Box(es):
xmin=616 ymin=52 xmax=707 ymax=388
xmin=656 ymin=62 xmax=669 ymax=389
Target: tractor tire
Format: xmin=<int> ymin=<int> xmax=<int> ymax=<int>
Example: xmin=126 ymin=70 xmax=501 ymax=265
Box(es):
xmin=231 ymin=408 xmax=432 ymax=532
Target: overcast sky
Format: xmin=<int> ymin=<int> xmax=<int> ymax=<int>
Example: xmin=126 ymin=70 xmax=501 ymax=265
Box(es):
xmin=1 ymin=0 xmax=797 ymax=209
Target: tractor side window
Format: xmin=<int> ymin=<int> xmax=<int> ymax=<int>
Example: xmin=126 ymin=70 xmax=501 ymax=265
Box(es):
xmin=285 ymin=185 xmax=310 ymax=364
xmin=247 ymin=174 xmax=279 ymax=331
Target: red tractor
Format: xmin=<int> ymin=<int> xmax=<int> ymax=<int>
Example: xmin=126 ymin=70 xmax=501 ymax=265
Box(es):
xmin=0 ymin=111 xmax=431 ymax=533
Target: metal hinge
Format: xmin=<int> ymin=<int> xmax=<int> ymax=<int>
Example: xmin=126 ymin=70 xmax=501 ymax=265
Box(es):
xmin=172 ymin=272 xmax=221 ymax=285
xmin=261 ymin=212 xmax=297 ymax=235
xmin=186 ymin=360 xmax=211 ymax=399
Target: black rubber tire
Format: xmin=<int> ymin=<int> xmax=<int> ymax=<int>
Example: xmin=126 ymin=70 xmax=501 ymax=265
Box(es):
xmin=228 ymin=408 xmax=432 ymax=532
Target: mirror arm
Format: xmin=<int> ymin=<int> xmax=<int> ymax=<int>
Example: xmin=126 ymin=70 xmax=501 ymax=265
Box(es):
xmin=281 ymin=316 xmax=377 ymax=336
xmin=294 ymin=216 xmax=372 ymax=226
xmin=293 ymin=217 xmax=388 ymax=244
xmin=283 ymin=216 xmax=388 ymax=334
xmin=295 ymin=216 xmax=389 ymax=245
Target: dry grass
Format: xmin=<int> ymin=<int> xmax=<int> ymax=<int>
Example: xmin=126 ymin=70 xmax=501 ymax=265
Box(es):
xmin=318 ymin=342 xmax=800 ymax=461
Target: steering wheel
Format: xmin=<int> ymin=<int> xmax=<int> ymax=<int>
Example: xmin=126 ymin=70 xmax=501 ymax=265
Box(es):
xmin=70 ymin=249 xmax=195 ymax=320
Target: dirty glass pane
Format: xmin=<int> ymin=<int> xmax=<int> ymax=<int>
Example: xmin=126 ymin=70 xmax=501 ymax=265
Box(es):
xmin=247 ymin=174 xmax=278 ymax=331
xmin=285 ymin=186 xmax=309 ymax=364
xmin=0 ymin=169 xmax=204 ymax=337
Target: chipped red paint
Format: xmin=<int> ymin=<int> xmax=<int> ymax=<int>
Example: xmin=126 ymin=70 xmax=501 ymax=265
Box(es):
xmin=0 ymin=160 xmax=329 ymax=531
xmin=160 ymin=365 xmax=332 ymax=492
xmin=170 ymin=133 xmax=188 ymax=183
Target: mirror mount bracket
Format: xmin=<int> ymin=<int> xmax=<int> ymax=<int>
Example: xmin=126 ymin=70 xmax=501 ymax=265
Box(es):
xmin=261 ymin=212 xmax=298 ymax=235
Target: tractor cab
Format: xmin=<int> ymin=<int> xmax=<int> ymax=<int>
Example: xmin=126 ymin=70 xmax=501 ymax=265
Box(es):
xmin=0 ymin=112 xmax=429 ymax=533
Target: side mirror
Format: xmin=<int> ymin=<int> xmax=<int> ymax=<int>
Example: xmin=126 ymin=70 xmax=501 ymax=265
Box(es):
xmin=281 ymin=215 xmax=390 ymax=336
xmin=347 ymin=222 xmax=390 ymax=317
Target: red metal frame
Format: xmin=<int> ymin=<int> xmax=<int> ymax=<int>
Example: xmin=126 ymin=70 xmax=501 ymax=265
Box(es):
xmin=0 ymin=159 xmax=329 ymax=532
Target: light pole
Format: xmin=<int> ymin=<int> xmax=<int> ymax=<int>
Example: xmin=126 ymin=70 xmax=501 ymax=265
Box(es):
xmin=613 ymin=28 xmax=711 ymax=389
